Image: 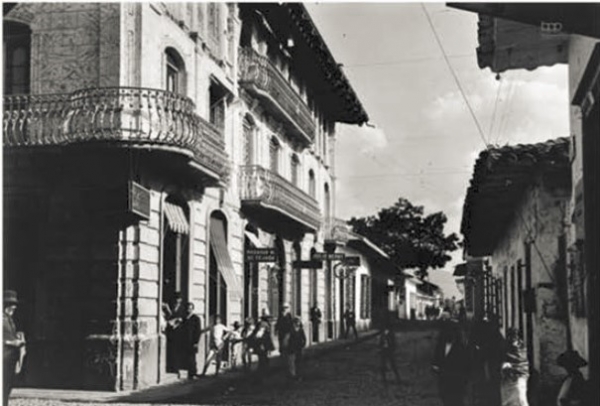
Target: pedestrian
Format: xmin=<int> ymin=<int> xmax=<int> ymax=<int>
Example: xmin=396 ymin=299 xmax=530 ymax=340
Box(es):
xmin=228 ymin=321 xmax=243 ymax=370
xmin=343 ymin=305 xmax=358 ymax=340
xmin=276 ymin=303 xmax=294 ymax=379
xmin=4 ymin=290 xmax=26 ymax=406
xmin=164 ymin=292 xmax=186 ymax=376
xmin=500 ymin=328 xmax=529 ymax=406
xmin=310 ymin=303 xmax=322 ymax=343
xmin=432 ymin=319 xmax=471 ymax=406
xmin=181 ymin=302 xmax=203 ymax=380
xmin=201 ymin=315 xmax=231 ymax=377
xmin=241 ymin=317 xmax=256 ymax=372
xmin=378 ymin=323 xmax=400 ymax=387
xmin=288 ymin=316 xmax=307 ymax=381
xmin=251 ymin=312 xmax=274 ymax=382
xmin=556 ymin=349 xmax=589 ymax=406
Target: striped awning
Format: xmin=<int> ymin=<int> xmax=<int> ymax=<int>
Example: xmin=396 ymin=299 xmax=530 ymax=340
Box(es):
xmin=244 ymin=231 xmax=263 ymax=248
xmin=164 ymin=202 xmax=189 ymax=235
xmin=210 ymin=217 xmax=243 ymax=298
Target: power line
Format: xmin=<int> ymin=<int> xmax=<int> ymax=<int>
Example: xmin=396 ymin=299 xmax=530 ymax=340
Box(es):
xmin=488 ymin=77 xmax=503 ymax=145
xmin=420 ymin=3 xmax=489 ymax=149
xmin=338 ymin=170 xmax=472 ymax=180
xmin=342 ymin=53 xmax=476 ymax=69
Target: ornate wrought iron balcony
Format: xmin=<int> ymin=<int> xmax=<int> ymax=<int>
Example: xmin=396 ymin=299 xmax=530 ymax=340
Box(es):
xmin=3 ymin=87 xmax=230 ymax=183
xmin=239 ymin=165 xmax=321 ymax=231
xmin=238 ymin=47 xmax=316 ymax=146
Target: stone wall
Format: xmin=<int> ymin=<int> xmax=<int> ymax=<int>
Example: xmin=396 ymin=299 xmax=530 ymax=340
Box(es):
xmin=490 ymin=174 xmax=570 ymax=401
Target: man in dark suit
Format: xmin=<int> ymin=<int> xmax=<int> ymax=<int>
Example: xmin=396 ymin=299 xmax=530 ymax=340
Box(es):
xmin=310 ymin=303 xmax=322 ymax=343
xmin=432 ymin=319 xmax=472 ymax=406
xmin=181 ymin=302 xmax=203 ymax=379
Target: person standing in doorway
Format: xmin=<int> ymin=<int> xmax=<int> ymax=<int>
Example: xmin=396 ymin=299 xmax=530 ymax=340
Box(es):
xmin=201 ymin=315 xmax=231 ymax=377
xmin=379 ymin=323 xmax=401 ymax=387
xmin=163 ymin=292 xmax=186 ymax=376
xmin=275 ymin=303 xmax=294 ymax=379
xmin=4 ymin=290 xmax=26 ymax=406
xmin=241 ymin=317 xmax=256 ymax=372
xmin=251 ymin=312 xmax=274 ymax=382
xmin=343 ymin=305 xmax=358 ymax=340
xmin=181 ymin=302 xmax=203 ymax=380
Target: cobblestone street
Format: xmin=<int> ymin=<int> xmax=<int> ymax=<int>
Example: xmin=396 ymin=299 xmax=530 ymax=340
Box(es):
xmin=10 ymin=328 xmax=441 ymax=406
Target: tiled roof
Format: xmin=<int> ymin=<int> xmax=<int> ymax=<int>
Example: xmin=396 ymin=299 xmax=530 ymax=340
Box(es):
xmin=241 ymin=3 xmax=369 ymax=125
xmin=461 ymin=137 xmax=570 ymax=256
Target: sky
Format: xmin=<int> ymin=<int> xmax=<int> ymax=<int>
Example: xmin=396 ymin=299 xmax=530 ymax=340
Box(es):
xmin=305 ymin=2 xmax=570 ymax=297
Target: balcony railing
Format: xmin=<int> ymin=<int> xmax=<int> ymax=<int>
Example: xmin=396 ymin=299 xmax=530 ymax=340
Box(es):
xmin=324 ymin=217 xmax=352 ymax=243
xmin=238 ymin=47 xmax=316 ymax=145
xmin=3 ymin=87 xmax=230 ymax=183
xmin=239 ymin=165 xmax=321 ymax=230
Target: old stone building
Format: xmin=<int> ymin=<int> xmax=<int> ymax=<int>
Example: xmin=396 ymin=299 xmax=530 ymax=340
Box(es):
xmin=449 ymin=4 xmax=600 ymax=399
xmin=3 ymin=2 xmax=368 ymax=391
xmin=461 ymin=138 xmax=571 ymax=404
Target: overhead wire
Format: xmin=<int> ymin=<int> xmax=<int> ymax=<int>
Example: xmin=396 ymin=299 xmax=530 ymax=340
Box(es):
xmin=488 ymin=77 xmax=504 ymax=146
xmin=420 ymin=3 xmax=489 ymax=149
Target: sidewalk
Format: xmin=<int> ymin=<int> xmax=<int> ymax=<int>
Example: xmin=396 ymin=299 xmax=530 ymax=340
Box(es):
xmin=11 ymin=330 xmax=380 ymax=404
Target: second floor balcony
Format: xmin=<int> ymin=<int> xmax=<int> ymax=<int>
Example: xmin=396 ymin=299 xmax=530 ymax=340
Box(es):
xmin=3 ymin=87 xmax=230 ymax=185
xmin=238 ymin=47 xmax=316 ymax=146
xmin=239 ymin=165 xmax=321 ymax=232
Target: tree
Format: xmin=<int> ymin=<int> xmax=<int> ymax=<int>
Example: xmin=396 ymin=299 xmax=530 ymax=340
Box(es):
xmin=348 ymin=197 xmax=459 ymax=280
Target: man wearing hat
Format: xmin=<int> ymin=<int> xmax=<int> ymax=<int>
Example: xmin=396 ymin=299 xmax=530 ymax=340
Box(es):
xmin=4 ymin=290 xmax=25 ymax=405
xmin=557 ymin=350 xmax=589 ymax=406
xmin=275 ymin=302 xmax=294 ymax=379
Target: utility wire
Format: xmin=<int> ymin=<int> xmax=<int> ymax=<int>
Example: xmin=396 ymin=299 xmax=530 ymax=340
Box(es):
xmin=420 ymin=3 xmax=489 ymax=149
xmin=343 ymin=53 xmax=475 ymax=69
xmin=488 ymin=77 xmax=503 ymax=146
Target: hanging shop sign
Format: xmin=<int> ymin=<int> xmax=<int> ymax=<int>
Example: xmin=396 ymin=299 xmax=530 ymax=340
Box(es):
xmin=312 ymin=252 xmax=345 ymax=261
xmin=128 ymin=181 xmax=151 ymax=220
xmin=344 ymin=256 xmax=360 ymax=267
xmin=246 ymin=248 xmax=277 ymax=262
xmin=293 ymin=260 xmax=323 ymax=269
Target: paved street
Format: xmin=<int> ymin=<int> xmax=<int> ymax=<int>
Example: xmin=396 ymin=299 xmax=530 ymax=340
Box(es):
xmin=10 ymin=327 xmax=441 ymax=406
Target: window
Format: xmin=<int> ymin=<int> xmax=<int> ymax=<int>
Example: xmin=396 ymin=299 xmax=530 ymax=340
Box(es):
xmin=3 ymin=22 xmax=31 ymax=95
xmin=360 ymin=275 xmax=368 ymax=319
xmin=209 ymin=81 xmax=226 ymax=130
xmin=269 ymin=137 xmax=280 ymax=173
xmin=243 ymin=116 xmax=255 ymax=166
xmin=165 ymin=48 xmax=185 ymax=95
xmin=291 ymin=154 xmax=300 ymax=186
xmin=308 ymin=170 xmax=316 ymax=198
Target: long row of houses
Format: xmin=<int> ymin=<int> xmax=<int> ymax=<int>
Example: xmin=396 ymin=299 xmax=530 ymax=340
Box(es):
xmin=450 ymin=4 xmax=600 ymax=405
xmin=2 ymin=2 xmax=407 ymax=392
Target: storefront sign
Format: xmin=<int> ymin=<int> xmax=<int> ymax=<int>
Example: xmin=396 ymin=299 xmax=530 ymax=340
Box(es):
xmin=344 ymin=256 xmax=360 ymax=267
xmin=246 ymin=248 xmax=277 ymax=262
xmin=293 ymin=260 xmax=323 ymax=269
xmin=312 ymin=252 xmax=345 ymax=261
xmin=128 ymin=181 xmax=151 ymax=220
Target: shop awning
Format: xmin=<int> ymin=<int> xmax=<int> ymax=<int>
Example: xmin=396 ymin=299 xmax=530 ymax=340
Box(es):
xmin=164 ymin=202 xmax=189 ymax=235
xmin=244 ymin=231 xmax=263 ymax=248
xmin=210 ymin=218 xmax=243 ymax=298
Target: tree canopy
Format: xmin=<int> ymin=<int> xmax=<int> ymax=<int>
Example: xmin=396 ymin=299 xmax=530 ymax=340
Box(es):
xmin=348 ymin=197 xmax=460 ymax=280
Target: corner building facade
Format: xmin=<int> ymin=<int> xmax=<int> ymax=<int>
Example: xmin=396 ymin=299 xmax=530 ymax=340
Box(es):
xmin=3 ymin=3 xmax=367 ymax=391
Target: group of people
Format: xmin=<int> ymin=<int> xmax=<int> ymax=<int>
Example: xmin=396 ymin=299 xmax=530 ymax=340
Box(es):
xmin=430 ymin=313 xmax=590 ymax=406
xmin=162 ymin=294 xmax=308 ymax=382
